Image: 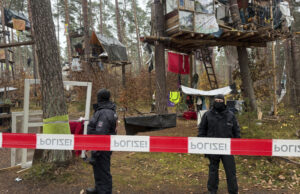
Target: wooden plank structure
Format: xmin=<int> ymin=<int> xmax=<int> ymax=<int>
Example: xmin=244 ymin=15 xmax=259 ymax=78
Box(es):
xmin=142 ymin=0 xmax=291 ymax=54
xmin=142 ymin=27 xmax=289 ymax=53
xmin=69 ymin=31 xmax=131 ymax=67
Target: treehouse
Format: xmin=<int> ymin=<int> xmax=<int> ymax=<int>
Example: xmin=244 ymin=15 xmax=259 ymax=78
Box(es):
xmin=143 ymin=0 xmax=293 ymax=53
xmin=0 ymin=49 xmax=14 ymax=64
xmin=90 ymin=32 xmax=129 ymax=66
xmin=70 ymin=30 xmax=130 ymax=70
xmin=0 ymin=8 xmax=31 ymax=31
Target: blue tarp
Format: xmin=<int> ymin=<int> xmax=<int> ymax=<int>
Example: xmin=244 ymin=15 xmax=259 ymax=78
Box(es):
xmin=0 ymin=8 xmax=30 ymax=30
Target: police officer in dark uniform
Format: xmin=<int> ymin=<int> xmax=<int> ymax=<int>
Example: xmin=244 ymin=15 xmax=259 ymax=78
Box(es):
xmin=86 ymin=89 xmax=118 ymax=194
xmin=198 ymin=94 xmax=240 ymax=194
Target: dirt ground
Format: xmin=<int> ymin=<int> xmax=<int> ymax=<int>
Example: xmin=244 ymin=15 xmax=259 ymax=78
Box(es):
xmin=0 ymin=117 xmax=299 ymax=194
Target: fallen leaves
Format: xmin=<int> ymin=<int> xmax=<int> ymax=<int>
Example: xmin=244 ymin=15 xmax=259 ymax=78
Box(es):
xmin=278 ymin=175 xmax=286 ymax=180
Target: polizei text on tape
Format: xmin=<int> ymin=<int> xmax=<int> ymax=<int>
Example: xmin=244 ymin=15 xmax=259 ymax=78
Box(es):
xmin=36 ymin=134 xmax=74 ymax=150
xmin=188 ymin=137 xmax=231 ymax=155
xmin=111 ymin=135 xmax=150 ymax=152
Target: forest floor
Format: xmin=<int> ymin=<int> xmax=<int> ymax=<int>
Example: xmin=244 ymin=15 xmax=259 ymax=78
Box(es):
xmin=0 ymin=108 xmax=299 ymax=194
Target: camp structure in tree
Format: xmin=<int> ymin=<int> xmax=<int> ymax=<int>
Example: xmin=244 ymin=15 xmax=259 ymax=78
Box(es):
xmin=144 ymin=0 xmax=291 ymax=52
xmin=0 ymin=8 xmax=31 ymax=31
xmin=70 ymin=31 xmax=130 ymax=67
xmin=142 ymin=0 xmax=294 ymax=112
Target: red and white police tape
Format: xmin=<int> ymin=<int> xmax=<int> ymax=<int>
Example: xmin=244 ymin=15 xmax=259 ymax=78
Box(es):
xmin=0 ymin=133 xmax=299 ymax=157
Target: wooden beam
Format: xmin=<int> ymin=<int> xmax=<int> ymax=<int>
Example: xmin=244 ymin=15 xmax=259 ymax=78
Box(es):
xmin=143 ymin=36 xmax=267 ymax=48
xmin=0 ymin=41 xmax=35 ymax=48
xmin=225 ymin=31 xmax=241 ymax=40
xmin=203 ymin=34 xmax=215 ymax=40
xmin=235 ymin=32 xmax=255 ymax=40
xmin=221 ymin=32 xmax=231 ymax=38
xmin=181 ymin=32 xmax=195 ymax=39
xmin=0 ymin=165 xmax=21 ymax=172
xmin=219 ymin=24 xmax=234 ymax=30
xmin=245 ymin=32 xmax=270 ymax=41
xmin=171 ymin=31 xmax=183 ymax=38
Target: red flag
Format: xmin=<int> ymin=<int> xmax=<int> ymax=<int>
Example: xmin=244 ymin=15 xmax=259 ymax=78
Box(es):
xmin=168 ymin=52 xmax=190 ymax=74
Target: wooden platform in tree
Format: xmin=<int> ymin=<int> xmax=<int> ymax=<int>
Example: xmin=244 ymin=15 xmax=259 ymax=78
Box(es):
xmin=142 ymin=27 xmax=290 ymax=53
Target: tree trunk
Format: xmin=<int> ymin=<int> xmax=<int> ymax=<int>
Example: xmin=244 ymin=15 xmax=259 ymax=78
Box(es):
xmin=64 ymin=0 xmax=72 ymax=66
xmin=99 ymin=0 xmax=103 ymax=34
xmin=56 ymin=0 xmax=60 ymax=54
xmin=89 ymin=0 xmax=92 ymax=31
xmin=154 ymin=0 xmax=167 ymax=114
xmin=30 ymin=0 xmax=72 ymax=163
xmin=133 ymin=0 xmax=142 ymax=72
xmin=291 ymin=0 xmax=300 ymax=113
xmin=115 ymin=0 xmax=123 ymax=43
xmin=228 ymin=0 xmax=242 ymax=29
xmin=285 ymin=40 xmax=293 ymax=107
xmin=271 ymin=41 xmax=277 ymax=115
xmin=237 ymin=47 xmax=257 ymax=111
xmin=1 ymin=0 xmax=10 ymax=84
xmin=291 ymin=36 xmax=300 ymax=113
xmin=27 ymin=0 xmax=39 ymax=79
xmin=115 ymin=0 xmax=126 ymax=87
xmin=229 ymin=0 xmax=257 ymax=111
xmin=270 ymin=0 xmax=277 ymax=115
xmin=121 ymin=0 xmax=127 ymax=45
xmin=82 ymin=0 xmax=90 ymax=61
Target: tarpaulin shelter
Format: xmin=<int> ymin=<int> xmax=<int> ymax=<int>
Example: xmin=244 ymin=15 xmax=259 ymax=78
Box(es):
xmin=124 ymin=114 xmax=177 ymax=135
xmin=0 ymin=8 xmax=30 ymax=31
xmin=90 ymin=31 xmax=129 ymax=64
xmin=181 ymin=84 xmax=236 ymax=96
xmin=0 ymin=87 xmax=17 ymax=93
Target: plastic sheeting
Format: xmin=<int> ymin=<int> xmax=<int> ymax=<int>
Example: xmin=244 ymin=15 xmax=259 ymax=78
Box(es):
xmin=179 ymin=11 xmax=194 ymax=31
xmin=166 ymin=0 xmax=177 ymax=14
xmin=71 ymin=58 xmax=82 ymax=71
xmin=94 ymin=33 xmax=128 ymax=62
xmin=179 ymin=0 xmax=195 ymax=11
xmin=195 ymin=13 xmax=219 ymax=34
xmin=124 ymin=114 xmax=177 ymax=135
xmin=0 ymin=87 xmax=17 ymax=93
xmin=279 ymin=2 xmax=294 ymax=28
xmin=0 ymin=8 xmax=30 ymax=30
xmin=181 ymin=85 xmax=233 ymax=96
xmin=195 ymin=0 xmax=214 ymax=14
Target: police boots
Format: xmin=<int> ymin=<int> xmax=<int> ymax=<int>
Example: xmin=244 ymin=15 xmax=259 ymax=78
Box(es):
xmin=86 ymin=187 xmax=97 ymax=194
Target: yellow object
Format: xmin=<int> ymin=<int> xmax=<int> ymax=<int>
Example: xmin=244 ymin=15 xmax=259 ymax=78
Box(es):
xmin=16 ymin=30 xmax=20 ymax=37
xmin=169 ymin=91 xmax=181 ymax=104
xmin=43 ymin=115 xmax=71 ymax=134
xmin=64 ymin=24 xmax=68 ymax=35
xmin=12 ymin=18 xmax=25 ymax=31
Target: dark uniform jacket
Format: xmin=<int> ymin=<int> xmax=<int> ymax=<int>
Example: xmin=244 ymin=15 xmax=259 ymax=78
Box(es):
xmin=198 ymin=108 xmax=241 ymax=138
xmin=87 ymin=101 xmax=118 ymax=135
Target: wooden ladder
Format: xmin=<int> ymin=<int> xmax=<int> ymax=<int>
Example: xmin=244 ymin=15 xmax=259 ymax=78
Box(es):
xmin=198 ymin=48 xmax=218 ymax=89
